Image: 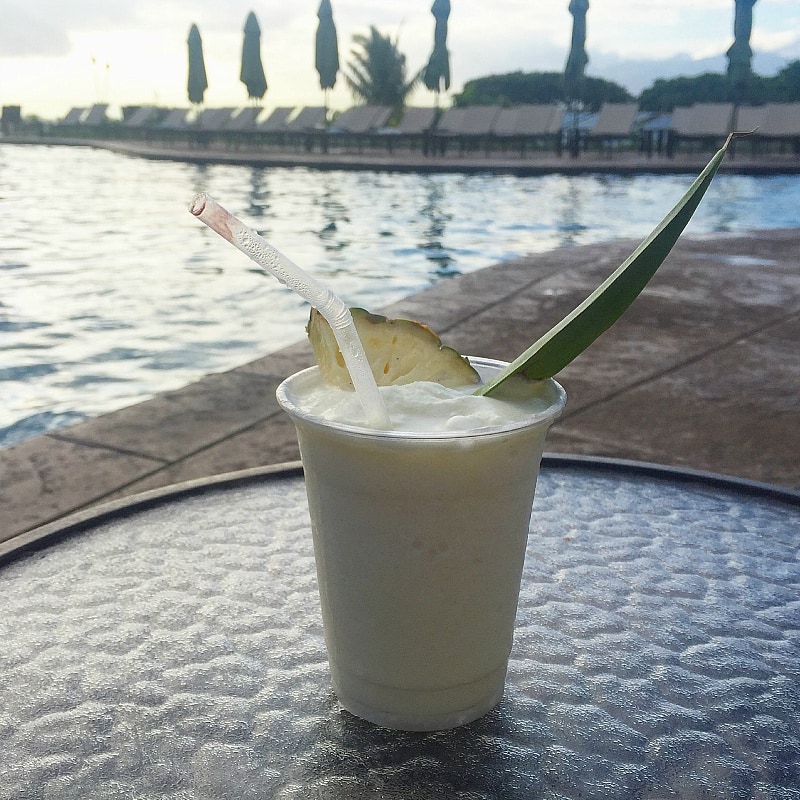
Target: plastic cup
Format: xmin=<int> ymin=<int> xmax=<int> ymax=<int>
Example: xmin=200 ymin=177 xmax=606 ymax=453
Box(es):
xmin=276 ymin=358 xmax=566 ymax=731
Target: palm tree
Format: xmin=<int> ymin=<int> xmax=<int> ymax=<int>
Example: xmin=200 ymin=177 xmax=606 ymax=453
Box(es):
xmin=344 ymin=26 xmax=419 ymax=116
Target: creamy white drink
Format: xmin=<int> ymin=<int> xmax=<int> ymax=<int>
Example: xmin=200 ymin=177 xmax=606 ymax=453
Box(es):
xmin=277 ymin=358 xmax=566 ymax=731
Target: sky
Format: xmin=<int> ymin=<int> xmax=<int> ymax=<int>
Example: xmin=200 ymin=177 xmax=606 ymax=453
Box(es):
xmin=1 ymin=0 xmax=798 ymax=121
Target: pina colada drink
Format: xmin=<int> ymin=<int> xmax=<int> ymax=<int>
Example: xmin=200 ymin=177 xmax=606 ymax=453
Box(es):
xmin=278 ymin=358 xmax=565 ymax=731
xmin=193 ymin=142 xmax=729 ymax=729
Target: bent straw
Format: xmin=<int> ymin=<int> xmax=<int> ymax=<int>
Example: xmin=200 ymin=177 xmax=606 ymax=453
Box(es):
xmin=189 ymin=193 xmax=390 ymax=428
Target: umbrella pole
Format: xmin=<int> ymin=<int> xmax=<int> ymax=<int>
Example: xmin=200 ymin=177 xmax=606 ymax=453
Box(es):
xmin=570 ymin=101 xmax=580 ymax=159
xmin=322 ymin=88 xmax=329 ymax=154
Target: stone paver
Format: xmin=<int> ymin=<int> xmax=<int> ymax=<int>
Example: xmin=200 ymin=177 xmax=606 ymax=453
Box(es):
xmin=0 ymin=436 xmax=164 ymax=538
xmin=2 ymin=229 xmax=799 ymax=547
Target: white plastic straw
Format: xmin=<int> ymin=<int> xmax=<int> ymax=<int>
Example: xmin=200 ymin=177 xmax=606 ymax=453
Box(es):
xmin=189 ymin=192 xmax=390 ymax=428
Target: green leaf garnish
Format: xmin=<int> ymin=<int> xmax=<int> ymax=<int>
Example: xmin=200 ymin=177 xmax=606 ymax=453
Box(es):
xmin=476 ymin=134 xmax=735 ymax=397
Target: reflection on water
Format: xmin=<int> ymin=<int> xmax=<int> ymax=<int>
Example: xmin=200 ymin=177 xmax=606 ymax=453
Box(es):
xmin=554 ymin=177 xmax=590 ymax=247
xmin=1 ymin=142 xmax=798 ymax=447
xmin=246 ymin=167 xmax=270 ymax=219
xmin=313 ymin=173 xmax=349 ymax=255
xmin=420 ymin=175 xmax=458 ymax=277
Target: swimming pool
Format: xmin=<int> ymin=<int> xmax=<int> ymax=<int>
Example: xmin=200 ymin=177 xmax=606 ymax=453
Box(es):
xmin=2 ymin=142 xmax=798 ymax=447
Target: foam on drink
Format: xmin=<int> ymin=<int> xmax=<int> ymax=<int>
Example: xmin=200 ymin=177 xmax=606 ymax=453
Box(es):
xmin=289 ymin=373 xmax=557 ymax=434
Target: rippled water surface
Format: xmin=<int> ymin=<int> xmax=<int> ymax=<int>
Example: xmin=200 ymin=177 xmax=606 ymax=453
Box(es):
xmin=2 ymin=142 xmax=799 ymax=447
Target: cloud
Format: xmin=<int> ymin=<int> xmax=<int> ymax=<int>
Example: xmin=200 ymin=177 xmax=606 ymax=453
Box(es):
xmin=0 ymin=0 xmax=268 ymax=58
xmin=0 ymin=2 xmax=70 ymax=57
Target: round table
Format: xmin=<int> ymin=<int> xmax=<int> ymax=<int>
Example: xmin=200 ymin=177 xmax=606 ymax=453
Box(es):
xmin=1 ymin=457 xmax=798 ymax=799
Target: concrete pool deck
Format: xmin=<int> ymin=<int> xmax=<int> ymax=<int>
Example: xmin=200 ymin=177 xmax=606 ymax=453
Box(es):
xmin=2 ymin=228 xmax=799 ymax=547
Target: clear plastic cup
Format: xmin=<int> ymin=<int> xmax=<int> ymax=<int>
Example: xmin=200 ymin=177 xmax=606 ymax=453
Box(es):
xmin=276 ymin=358 xmax=566 ymax=731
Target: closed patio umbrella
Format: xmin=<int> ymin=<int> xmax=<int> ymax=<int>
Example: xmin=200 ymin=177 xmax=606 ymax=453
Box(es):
xmin=564 ymin=0 xmax=589 ymax=157
xmin=315 ymin=0 xmax=339 ymax=119
xmin=187 ymin=23 xmax=208 ymax=106
xmin=727 ymin=0 xmax=758 ymax=107
xmin=564 ymin=0 xmax=589 ymax=103
xmin=241 ymin=11 xmax=268 ymax=102
xmin=422 ymin=0 xmax=451 ymax=103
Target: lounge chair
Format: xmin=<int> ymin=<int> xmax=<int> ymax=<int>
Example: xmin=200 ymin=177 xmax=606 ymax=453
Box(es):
xmin=492 ymin=105 xmax=556 ymax=136
xmin=285 ymin=107 xmax=328 ymax=132
xmin=586 ymin=103 xmax=640 ymax=155
xmin=82 ymin=104 xmax=109 ymax=126
xmin=259 ymin=107 xmax=295 ymax=132
xmin=195 ymin=108 xmax=235 ymax=131
xmin=57 ymin=105 xmax=108 ymax=139
xmin=433 ymin=106 xmax=502 ymax=156
xmin=159 ymin=108 xmax=191 ymax=130
xmin=1 ymin=105 xmax=22 ymax=135
xmin=331 ymin=106 xmax=392 ymax=134
xmin=59 ymin=108 xmax=86 ymax=126
xmin=590 ymin=103 xmax=639 ymax=137
xmin=382 ymin=106 xmax=438 ymax=154
xmin=491 ymin=104 xmax=562 ymax=155
xmin=395 ymin=107 xmax=437 ymax=135
xmin=734 ymin=103 xmax=800 ymax=157
xmin=327 ymin=106 xmax=393 ymax=153
xmin=755 ymin=102 xmax=800 ymax=139
xmin=671 ymin=103 xmax=734 ymax=153
xmin=226 ymin=107 xmax=263 ymax=131
xmin=123 ymin=106 xmax=161 ymax=127
xmin=284 ymin=107 xmax=328 ymax=152
xmin=639 ymin=112 xmax=672 ymax=157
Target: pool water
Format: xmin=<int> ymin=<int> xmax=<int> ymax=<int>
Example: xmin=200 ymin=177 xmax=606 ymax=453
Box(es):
xmin=2 ymin=142 xmax=798 ymax=447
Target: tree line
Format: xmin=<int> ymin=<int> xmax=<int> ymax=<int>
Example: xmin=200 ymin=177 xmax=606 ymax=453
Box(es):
xmin=452 ymin=61 xmax=800 ymax=112
xmin=344 ymin=27 xmax=799 ymax=115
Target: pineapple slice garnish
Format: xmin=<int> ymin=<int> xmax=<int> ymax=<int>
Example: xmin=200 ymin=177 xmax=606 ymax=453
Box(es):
xmin=307 ymin=307 xmax=480 ymax=390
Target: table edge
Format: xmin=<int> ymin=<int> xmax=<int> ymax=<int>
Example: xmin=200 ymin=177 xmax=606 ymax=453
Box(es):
xmin=2 ymin=455 xmax=797 ymax=567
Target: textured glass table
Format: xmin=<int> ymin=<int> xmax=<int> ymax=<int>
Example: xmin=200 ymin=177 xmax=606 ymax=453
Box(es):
xmin=1 ymin=456 xmax=798 ymax=800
